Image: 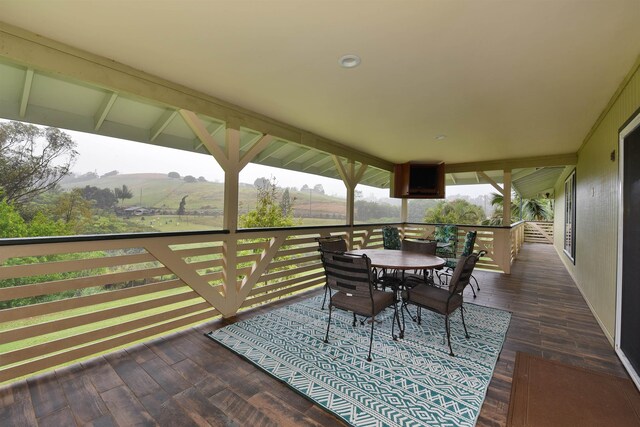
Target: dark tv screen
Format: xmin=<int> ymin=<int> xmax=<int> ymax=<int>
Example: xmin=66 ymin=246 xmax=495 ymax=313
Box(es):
xmin=409 ymin=165 xmax=438 ymax=191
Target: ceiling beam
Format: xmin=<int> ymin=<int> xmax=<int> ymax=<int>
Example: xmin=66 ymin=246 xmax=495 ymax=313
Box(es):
xmin=19 ymin=68 xmax=33 ymax=118
xmin=446 ymin=153 xmax=577 ymax=174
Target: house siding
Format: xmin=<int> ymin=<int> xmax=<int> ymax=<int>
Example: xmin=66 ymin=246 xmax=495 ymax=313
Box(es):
xmin=554 ymin=58 xmax=640 ymax=344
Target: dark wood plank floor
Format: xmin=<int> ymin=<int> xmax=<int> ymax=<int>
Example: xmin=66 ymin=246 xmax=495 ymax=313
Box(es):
xmin=0 ymin=244 xmax=629 ymax=426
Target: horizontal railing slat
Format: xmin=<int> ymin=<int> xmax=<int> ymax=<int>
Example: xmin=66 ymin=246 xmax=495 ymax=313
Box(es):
xmin=0 ymin=267 xmax=172 ymax=302
xmin=0 ymin=279 xmax=185 ymax=323
xmin=0 ymin=291 xmax=201 ymax=344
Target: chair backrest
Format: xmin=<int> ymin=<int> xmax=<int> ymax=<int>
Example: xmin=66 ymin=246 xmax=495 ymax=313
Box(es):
xmin=448 ymin=251 xmax=482 ymax=294
xmin=321 ymin=251 xmax=373 ymax=299
xmin=382 ymin=226 xmax=401 ymax=250
xmin=461 ymin=231 xmax=477 ymax=256
xmin=434 ymin=225 xmax=458 ymax=245
xmin=316 ymin=236 xmax=347 ymax=253
xmin=401 ymin=239 xmax=437 ymax=255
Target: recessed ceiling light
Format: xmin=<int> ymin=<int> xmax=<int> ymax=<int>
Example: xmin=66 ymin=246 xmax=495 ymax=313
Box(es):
xmin=435 ymin=134 xmax=447 ymax=141
xmin=339 ymin=54 xmax=361 ymax=68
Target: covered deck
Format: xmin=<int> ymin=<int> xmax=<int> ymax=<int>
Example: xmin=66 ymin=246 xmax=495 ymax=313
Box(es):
xmin=0 ymin=243 xmax=626 ymax=426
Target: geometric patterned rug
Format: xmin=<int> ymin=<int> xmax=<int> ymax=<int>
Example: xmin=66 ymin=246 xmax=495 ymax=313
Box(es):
xmin=206 ymin=295 xmax=511 ymax=427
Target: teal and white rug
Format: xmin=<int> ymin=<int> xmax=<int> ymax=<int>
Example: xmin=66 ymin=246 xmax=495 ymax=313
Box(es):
xmin=206 ymin=295 xmax=511 ymax=427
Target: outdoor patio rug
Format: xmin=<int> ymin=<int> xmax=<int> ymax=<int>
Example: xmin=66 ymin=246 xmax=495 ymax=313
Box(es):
xmin=206 ymin=295 xmax=511 ymax=427
xmin=507 ymin=352 xmax=640 ymax=427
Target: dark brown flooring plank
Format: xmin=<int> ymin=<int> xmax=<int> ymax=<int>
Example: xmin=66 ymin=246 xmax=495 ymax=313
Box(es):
xmin=82 ymin=357 xmax=125 ymax=393
xmin=104 ymin=350 xmax=162 ymax=398
xmin=0 ymin=400 xmax=38 ymax=427
xmin=59 ymin=375 xmax=108 ymax=425
xmin=140 ymin=389 xmax=205 ymax=427
xmin=173 ymin=387 xmax=239 ymax=427
xmin=140 ymin=356 xmax=192 ymax=396
xmin=147 ymin=335 xmax=188 ymax=365
xmin=126 ymin=343 xmax=158 ymax=365
xmin=84 ymin=414 xmax=118 ymax=427
xmin=26 ymin=373 xmax=67 ymax=419
xmin=248 ymin=391 xmax=325 ymax=427
xmin=100 ymin=385 xmax=157 ymax=427
xmin=37 ymin=406 xmax=77 ymax=427
xmin=209 ymin=388 xmax=277 ymax=427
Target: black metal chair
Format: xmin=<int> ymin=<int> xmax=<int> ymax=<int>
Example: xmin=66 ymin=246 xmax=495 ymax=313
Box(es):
xmin=401 ymin=251 xmax=482 ymax=356
xmin=316 ymin=236 xmax=348 ymax=310
xmin=322 ymin=251 xmax=400 ymax=362
xmin=439 ymin=231 xmax=481 ymax=297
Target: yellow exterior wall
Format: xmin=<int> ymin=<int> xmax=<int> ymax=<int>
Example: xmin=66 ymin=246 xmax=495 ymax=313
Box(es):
xmin=554 ymin=58 xmax=640 ymax=344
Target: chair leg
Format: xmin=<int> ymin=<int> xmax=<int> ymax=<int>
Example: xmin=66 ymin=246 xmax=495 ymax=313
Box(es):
xmin=472 ymin=274 xmax=480 ymax=292
xmin=469 ymin=282 xmax=477 ymax=298
xmin=417 ymin=307 xmax=422 ymax=325
xmin=460 ymin=306 xmax=470 ymax=339
xmin=352 ymin=312 xmax=357 ymax=327
xmin=445 ymin=314 xmax=454 ymax=356
xmin=324 ymin=305 xmax=332 ymax=343
xmin=321 ymin=284 xmax=328 ymax=310
xmin=399 ymin=300 xmax=405 ymax=339
xmin=367 ymin=314 xmax=375 ymax=362
xmin=392 ymin=303 xmax=400 ymax=341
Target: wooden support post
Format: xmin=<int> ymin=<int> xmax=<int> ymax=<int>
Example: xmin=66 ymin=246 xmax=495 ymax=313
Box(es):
xmin=401 ymin=198 xmax=408 ymax=223
xmin=503 ymin=169 xmax=512 ymax=226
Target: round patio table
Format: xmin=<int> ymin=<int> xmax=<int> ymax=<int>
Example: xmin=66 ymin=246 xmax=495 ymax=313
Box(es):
xmin=348 ymin=248 xmax=445 ymax=271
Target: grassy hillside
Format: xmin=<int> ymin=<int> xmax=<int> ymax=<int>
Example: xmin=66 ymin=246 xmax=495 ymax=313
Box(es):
xmin=60 ymin=173 xmax=346 ymax=216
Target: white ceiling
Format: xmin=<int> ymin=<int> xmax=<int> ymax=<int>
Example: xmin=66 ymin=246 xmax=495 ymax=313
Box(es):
xmin=0 ymin=0 xmax=639 ymax=166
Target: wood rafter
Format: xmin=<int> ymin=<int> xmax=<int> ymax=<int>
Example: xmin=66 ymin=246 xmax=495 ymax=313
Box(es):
xmin=150 ymin=109 xmax=178 ymax=141
xmin=281 ymin=149 xmax=309 ymax=167
xmin=19 ymin=68 xmax=34 ymax=118
xmin=94 ymin=92 xmax=118 ymax=131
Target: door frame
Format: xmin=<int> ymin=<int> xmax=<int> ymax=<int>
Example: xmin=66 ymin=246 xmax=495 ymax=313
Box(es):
xmin=616 ymin=111 xmax=640 ymax=391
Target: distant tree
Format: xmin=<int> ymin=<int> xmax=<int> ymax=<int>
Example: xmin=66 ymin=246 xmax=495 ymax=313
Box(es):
xmin=0 ymin=121 xmax=77 ymax=206
xmin=240 ymin=177 xmax=296 ymax=228
xmin=102 ymin=170 xmax=119 ymax=177
xmin=280 ymin=188 xmax=293 ymax=216
xmin=81 ymin=186 xmax=117 ymax=210
xmin=355 ymin=189 xmax=364 ymax=199
xmin=197 ymin=176 xmax=207 ymax=182
xmin=486 ymin=192 xmax=552 ymax=224
xmin=178 ymin=195 xmax=188 ymax=216
xmin=168 ymin=171 xmax=181 ymax=178
xmin=355 ymin=200 xmax=400 ymax=222
xmin=49 ymin=189 xmax=92 ymax=225
xmin=113 ymin=184 xmax=133 ymax=204
xmin=183 ymin=175 xmax=196 ymax=183
xmin=301 ymin=184 xmax=310 ymax=191
xmin=0 ymin=199 xmax=71 ymax=238
xmin=423 ymin=199 xmax=485 ymax=225
xmin=313 ymin=184 xmax=325 ymax=194
xmin=254 ymin=177 xmax=269 ymax=190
